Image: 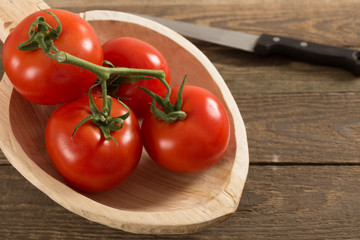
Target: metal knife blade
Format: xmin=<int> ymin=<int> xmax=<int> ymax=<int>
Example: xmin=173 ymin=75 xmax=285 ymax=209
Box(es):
xmin=138 ymin=14 xmax=360 ymax=76
xmin=137 ymin=14 xmax=259 ymax=52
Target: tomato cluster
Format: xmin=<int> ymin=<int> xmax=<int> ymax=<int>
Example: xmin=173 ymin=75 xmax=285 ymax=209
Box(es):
xmin=3 ymin=9 xmax=230 ymax=193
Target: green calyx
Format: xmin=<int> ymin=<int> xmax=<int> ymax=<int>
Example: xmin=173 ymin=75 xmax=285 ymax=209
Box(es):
xmin=139 ymin=75 xmax=187 ymax=123
xmin=71 ymin=84 xmax=130 ymax=147
xmin=17 ymin=10 xmax=61 ymax=58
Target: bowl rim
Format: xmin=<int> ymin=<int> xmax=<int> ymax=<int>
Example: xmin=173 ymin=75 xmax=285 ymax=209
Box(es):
xmin=0 ymin=10 xmax=249 ymax=234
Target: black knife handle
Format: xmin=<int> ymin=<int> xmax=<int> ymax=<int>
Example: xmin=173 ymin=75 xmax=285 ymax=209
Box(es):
xmin=254 ymin=33 xmax=360 ymax=76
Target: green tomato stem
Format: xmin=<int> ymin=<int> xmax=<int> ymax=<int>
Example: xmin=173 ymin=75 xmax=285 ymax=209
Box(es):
xmin=55 ymin=52 xmax=165 ymax=83
xmin=138 ymin=75 xmax=187 ymax=123
xmin=17 ymin=9 xmax=174 ymax=144
xmin=54 ymin=51 xmax=166 ymax=112
xmin=101 ymin=77 xmax=109 ymax=114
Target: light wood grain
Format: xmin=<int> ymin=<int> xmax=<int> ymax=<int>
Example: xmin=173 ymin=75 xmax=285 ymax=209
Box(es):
xmin=0 ymin=0 xmax=49 ymax=42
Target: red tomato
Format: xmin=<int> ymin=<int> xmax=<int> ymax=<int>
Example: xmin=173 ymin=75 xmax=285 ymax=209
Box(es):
xmin=2 ymin=9 xmax=103 ymax=105
xmin=45 ymin=94 xmax=142 ymax=192
xmin=141 ymin=85 xmax=230 ymax=173
xmin=102 ymin=37 xmax=171 ymax=118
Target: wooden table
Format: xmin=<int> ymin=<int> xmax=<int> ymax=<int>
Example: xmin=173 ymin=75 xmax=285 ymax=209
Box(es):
xmin=1 ymin=0 xmax=360 ymax=239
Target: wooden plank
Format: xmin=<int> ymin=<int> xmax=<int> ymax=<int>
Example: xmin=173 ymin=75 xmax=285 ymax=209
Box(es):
xmin=1 ymin=0 xmax=359 ymax=89
xmin=1 ymin=165 xmax=360 ymax=239
xmin=227 ymin=164 xmax=360 ymax=240
xmin=197 ymin=44 xmax=360 ymax=94
xmin=237 ymin=92 xmax=360 ymax=164
xmin=0 ymin=151 xmax=5 ymax=165
xmin=47 ymin=0 xmax=360 ymax=92
xmin=0 ymin=90 xmax=359 ymax=165
xmin=1 ymin=43 xmax=360 ymax=98
xmin=46 ymin=0 xmax=360 ymax=47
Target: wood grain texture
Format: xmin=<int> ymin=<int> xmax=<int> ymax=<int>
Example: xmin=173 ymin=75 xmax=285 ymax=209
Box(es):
xmin=48 ymin=0 xmax=360 ymax=93
xmin=0 ymin=0 xmax=49 ymax=41
xmin=47 ymin=0 xmax=360 ymax=46
xmin=2 ymin=165 xmax=360 ymax=240
xmin=1 ymin=0 xmax=360 ymax=239
xmin=237 ymin=92 xmax=360 ymax=164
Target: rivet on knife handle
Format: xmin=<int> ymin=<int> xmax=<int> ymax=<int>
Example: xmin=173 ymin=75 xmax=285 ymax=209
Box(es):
xmin=254 ymin=33 xmax=360 ymax=76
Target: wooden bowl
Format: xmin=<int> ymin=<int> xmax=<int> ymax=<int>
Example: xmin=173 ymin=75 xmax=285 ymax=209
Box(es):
xmin=0 ymin=9 xmax=249 ymax=234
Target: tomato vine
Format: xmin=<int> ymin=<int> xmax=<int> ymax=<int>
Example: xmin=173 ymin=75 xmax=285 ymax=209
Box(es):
xmin=17 ymin=10 xmax=166 ymax=144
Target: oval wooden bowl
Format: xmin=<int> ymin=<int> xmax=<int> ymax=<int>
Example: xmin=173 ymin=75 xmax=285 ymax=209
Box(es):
xmin=0 ymin=9 xmax=249 ymax=234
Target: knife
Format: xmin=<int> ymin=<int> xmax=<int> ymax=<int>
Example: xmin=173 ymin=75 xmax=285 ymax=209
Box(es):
xmin=138 ymin=14 xmax=360 ymax=76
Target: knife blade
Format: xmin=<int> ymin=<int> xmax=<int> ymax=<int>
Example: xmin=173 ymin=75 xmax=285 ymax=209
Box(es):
xmin=138 ymin=14 xmax=360 ymax=76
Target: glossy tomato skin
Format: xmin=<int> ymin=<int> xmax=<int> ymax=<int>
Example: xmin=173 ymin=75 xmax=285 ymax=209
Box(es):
xmin=3 ymin=9 xmax=103 ymax=105
xmin=102 ymin=37 xmax=171 ymax=118
xmin=141 ymin=85 xmax=230 ymax=173
xmin=45 ymin=94 xmax=142 ymax=193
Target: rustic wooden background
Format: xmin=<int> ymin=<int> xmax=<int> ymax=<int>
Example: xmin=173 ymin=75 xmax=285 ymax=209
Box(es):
xmin=1 ymin=0 xmax=360 ymax=239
